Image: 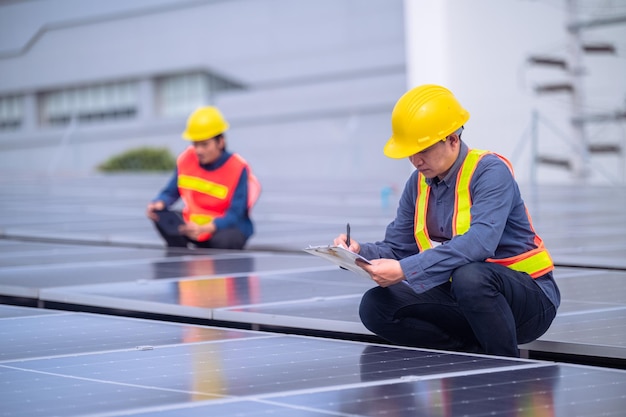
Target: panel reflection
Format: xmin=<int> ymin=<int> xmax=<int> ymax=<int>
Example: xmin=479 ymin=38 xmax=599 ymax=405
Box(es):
xmin=150 ymin=255 xmax=260 ymax=309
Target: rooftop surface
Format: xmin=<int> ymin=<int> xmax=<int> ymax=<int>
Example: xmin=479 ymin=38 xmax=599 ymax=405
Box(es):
xmin=1 ymin=173 xmax=625 ymax=416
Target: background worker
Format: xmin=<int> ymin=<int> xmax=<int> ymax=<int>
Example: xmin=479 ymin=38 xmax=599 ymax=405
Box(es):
xmin=334 ymin=84 xmax=560 ymax=358
xmin=147 ymin=106 xmax=260 ymax=250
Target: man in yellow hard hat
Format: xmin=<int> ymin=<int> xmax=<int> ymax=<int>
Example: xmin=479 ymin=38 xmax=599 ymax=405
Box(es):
xmin=334 ymin=84 xmax=560 ymax=357
xmin=147 ymin=106 xmax=260 ymax=249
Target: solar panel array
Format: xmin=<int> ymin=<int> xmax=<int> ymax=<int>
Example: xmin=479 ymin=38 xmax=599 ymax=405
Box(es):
xmin=1 ymin=174 xmax=625 ymax=416
xmin=2 ymin=305 xmax=625 ymax=417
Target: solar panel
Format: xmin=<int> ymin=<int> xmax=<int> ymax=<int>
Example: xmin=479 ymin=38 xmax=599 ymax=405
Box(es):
xmin=2 ymin=175 xmax=626 ymax=416
xmin=2 ymin=309 xmax=625 ymax=417
xmin=38 ymin=267 xmax=372 ymax=321
xmin=35 ymin=264 xmax=626 ymax=362
xmin=0 ymin=313 xmax=263 ymax=362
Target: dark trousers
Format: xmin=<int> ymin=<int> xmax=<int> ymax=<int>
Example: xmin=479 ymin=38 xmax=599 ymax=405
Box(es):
xmin=359 ymin=262 xmax=557 ymax=357
xmin=153 ymin=221 xmax=248 ymax=250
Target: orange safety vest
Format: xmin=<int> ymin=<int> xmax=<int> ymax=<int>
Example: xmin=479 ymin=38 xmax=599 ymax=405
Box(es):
xmin=414 ymin=149 xmax=554 ymax=278
xmin=177 ymin=147 xmax=261 ymax=242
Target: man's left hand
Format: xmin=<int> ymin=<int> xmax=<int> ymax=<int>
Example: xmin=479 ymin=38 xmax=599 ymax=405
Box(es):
xmin=358 ymin=259 xmax=405 ymax=287
xmin=179 ymin=222 xmax=216 ymax=240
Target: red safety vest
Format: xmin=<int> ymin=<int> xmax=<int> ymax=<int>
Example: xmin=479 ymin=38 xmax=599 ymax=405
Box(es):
xmin=414 ymin=149 xmax=554 ymax=278
xmin=177 ymin=147 xmax=260 ymax=241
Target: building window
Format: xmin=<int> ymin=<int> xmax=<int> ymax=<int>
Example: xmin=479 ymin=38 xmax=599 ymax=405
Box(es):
xmin=39 ymin=81 xmax=138 ymax=127
xmin=157 ymin=72 xmax=244 ymax=118
xmin=0 ymin=95 xmax=23 ymax=131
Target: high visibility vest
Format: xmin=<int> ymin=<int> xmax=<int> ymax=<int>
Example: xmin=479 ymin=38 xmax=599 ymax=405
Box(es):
xmin=177 ymin=147 xmax=260 ymax=241
xmin=414 ymin=149 xmax=554 ymax=278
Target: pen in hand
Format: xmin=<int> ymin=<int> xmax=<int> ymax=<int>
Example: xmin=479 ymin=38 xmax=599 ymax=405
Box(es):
xmin=346 ymin=223 xmax=351 ymax=248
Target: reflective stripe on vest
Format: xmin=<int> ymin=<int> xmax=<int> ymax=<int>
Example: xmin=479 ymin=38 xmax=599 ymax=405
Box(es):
xmin=414 ymin=176 xmax=431 ymax=250
xmin=178 ymin=175 xmax=229 ymax=200
xmin=414 ymin=149 xmax=554 ymax=279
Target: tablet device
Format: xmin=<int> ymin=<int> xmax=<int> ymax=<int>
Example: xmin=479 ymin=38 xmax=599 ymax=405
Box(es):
xmin=155 ymin=209 xmax=184 ymax=236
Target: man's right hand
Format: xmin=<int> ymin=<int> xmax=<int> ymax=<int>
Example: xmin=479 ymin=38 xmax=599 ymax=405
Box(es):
xmin=146 ymin=201 xmax=165 ymax=221
xmin=333 ymin=234 xmax=360 ymax=254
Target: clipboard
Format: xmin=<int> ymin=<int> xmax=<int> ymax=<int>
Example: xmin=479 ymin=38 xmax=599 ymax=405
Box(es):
xmin=303 ymin=245 xmax=372 ymax=280
xmin=155 ymin=209 xmax=184 ymax=236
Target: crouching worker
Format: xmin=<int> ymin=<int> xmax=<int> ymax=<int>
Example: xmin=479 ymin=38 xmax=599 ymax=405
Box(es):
xmin=333 ymin=84 xmax=560 ymax=357
xmin=147 ymin=106 xmax=260 ymax=249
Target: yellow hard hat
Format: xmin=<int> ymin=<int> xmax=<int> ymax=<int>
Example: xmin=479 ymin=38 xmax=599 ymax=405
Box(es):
xmin=384 ymin=84 xmax=470 ymax=159
xmin=182 ymin=106 xmax=230 ymax=141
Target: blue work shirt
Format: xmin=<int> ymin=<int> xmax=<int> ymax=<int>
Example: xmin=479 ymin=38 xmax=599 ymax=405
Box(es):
xmin=359 ymin=141 xmax=560 ymax=308
xmin=153 ymin=150 xmax=254 ymax=239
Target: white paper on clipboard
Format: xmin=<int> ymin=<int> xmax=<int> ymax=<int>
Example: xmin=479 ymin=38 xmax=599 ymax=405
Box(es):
xmin=303 ymin=245 xmax=372 ymax=280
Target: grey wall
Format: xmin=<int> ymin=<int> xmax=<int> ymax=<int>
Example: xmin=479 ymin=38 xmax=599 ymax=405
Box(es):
xmin=0 ymin=0 xmax=409 ymax=189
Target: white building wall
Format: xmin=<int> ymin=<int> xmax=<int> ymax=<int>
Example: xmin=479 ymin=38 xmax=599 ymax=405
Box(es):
xmin=404 ymin=0 xmax=626 ymax=185
xmin=0 ymin=0 xmax=408 ymax=188
xmin=0 ymin=0 xmax=624 ymax=186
